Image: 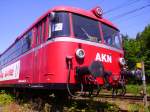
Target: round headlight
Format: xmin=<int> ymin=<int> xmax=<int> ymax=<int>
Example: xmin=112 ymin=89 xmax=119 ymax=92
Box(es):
xmin=76 ymin=49 xmax=85 ymax=59
xmin=119 ymin=58 xmax=126 ymax=65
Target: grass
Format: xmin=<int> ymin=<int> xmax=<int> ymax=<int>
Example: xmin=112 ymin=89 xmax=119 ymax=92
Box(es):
xmin=128 ymin=103 xmax=142 ymax=112
xmin=64 ymin=99 xmax=120 ymax=112
xmin=126 ymin=84 xmax=141 ymax=96
xmin=0 ymin=98 xmax=121 ymax=112
xmin=0 ymin=84 xmax=150 ymax=111
xmin=147 ymin=85 xmax=150 ymax=96
xmin=0 ymin=90 xmax=14 ymax=105
xmin=126 ymin=84 xmax=150 ymax=96
xmin=0 ymin=90 xmax=121 ymax=112
xmin=127 ymin=103 xmax=150 ymax=112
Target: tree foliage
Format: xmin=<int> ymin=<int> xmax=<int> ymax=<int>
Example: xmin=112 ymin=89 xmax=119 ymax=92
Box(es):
xmin=123 ymin=24 xmax=150 ymax=75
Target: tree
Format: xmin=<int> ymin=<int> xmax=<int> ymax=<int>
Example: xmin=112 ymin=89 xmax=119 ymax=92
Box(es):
xmin=123 ymin=24 xmax=150 ymax=77
xmin=123 ymin=35 xmax=141 ymax=69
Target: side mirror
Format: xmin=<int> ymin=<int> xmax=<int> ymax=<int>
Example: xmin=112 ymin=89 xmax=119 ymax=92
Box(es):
xmin=119 ymin=34 xmax=123 ymax=45
xmin=49 ymin=12 xmax=56 ymax=21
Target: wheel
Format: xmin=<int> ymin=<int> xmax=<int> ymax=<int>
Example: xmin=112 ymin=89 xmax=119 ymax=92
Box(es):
xmin=112 ymin=87 xmax=117 ymax=97
xmin=121 ymin=85 xmax=126 ymax=96
xmin=88 ymin=83 xmax=101 ymax=97
xmin=112 ymin=84 xmax=126 ymax=96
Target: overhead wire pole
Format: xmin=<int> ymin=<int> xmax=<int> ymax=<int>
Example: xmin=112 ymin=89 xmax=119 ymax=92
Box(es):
xmin=141 ymin=61 xmax=147 ymax=107
xmin=103 ymin=2 xmax=149 ymax=106
xmin=104 ymin=1 xmax=149 ymax=107
xmin=109 ymin=4 xmax=150 ymax=20
xmin=139 ymin=40 xmax=148 ymax=107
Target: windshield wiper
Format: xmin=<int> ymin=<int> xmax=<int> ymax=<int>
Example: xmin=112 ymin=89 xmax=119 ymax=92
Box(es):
xmin=81 ymin=28 xmax=98 ymax=42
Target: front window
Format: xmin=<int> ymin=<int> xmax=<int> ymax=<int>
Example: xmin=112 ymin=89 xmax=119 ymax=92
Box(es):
xmin=101 ymin=23 xmax=122 ymax=49
xmin=72 ymin=14 xmax=101 ymax=43
xmin=51 ymin=12 xmax=70 ymax=37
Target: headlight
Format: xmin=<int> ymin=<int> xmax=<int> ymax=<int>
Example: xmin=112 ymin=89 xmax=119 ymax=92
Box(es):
xmin=119 ymin=58 xmax=126 ymax=65
xmin=76 ymin=48 xmax=85 ymax=59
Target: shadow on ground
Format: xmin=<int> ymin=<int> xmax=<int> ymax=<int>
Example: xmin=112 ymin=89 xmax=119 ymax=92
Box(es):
xmin=15 ymin=95 xmax=121 ymax=112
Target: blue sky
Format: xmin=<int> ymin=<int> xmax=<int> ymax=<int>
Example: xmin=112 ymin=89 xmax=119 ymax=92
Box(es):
xmin=0 ymin=0 xmax=150 ymax=53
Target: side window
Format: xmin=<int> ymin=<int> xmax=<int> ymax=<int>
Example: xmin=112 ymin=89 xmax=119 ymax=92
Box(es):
xmin=27 ymin=31 xmax=32 ymax=49
xmin=0 ymin=55 xmax=3 ymax=66
xmin=35 ymin=27 xmax=39 ymax=45
xmin=1 ymin=55 xmax=5 ymax=65
xmin=36 ymin=20 xmax=46 ymax=45
xmin=0 ymin=31 xmax=32 ymax=66
xmin=22 ymin=31 xmax=32 ymax=53
xmin=15 ymin=40 xmax=22 ymax=58
xmin=0 ymin=56 xmax=1 ymax=66
xmin=43 ymin=18 xmax=47 ymax=41
xmin=39 ymin=24 xmax=42 ymax=43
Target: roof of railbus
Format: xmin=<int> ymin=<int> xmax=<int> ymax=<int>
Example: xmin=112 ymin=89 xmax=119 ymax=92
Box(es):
xmin=0 ymin=6 xmax=119 ymax=56
xmin=52 ymin=6 xmax=118 ymax=29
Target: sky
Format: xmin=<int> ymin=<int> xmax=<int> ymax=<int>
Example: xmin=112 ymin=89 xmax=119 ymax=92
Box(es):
xmin=0 ymin=0 xmax=150 ymax=53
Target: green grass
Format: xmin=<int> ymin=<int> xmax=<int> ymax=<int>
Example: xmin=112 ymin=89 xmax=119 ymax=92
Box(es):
xmin=128 ymin=103 xmax=144 ymax=112
xmin=0 ymin=86 xmax=150 ymax=112
xmin=128 ymin=103 xmax=150 ymax=112
xmin=146 ymin=85 xmax=150 ymax=96
xmin=126 ymin=84 xmax=150 ymax=96
xmin=0 ymin=90 xmax=14 ymax=105
xmin=0 ymin=90 xmax=120 ymax=112
xmin=126 ymin=84 xmax=141 ymax=96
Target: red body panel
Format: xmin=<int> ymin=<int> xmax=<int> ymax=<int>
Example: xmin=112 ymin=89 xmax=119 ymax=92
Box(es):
xmin=43 ymin=38 xmax=123 ymax=84
xmin=0 ymin=37 xmax=123 ymax=85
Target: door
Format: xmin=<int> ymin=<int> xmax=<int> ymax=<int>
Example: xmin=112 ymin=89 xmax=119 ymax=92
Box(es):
xmin=33 ymin=17 xmax=48 ymax=84
xmin=33 ymin=23 xmax=43 ymax=83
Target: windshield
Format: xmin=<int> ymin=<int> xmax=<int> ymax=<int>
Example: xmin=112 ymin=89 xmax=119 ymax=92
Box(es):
xmin=72 ymin=14 xmax=101 ymax=43
xmin=51 ymin=12 xmax=70 ymax=37
xmin=101 ymin=23 xmax=122 ymax=49
xmin=49 ymin=12 xmax=122 ymax=49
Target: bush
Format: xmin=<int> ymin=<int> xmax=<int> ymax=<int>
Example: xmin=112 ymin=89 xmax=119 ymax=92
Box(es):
xmin=0 ymin=90 xmax=14 ymax=105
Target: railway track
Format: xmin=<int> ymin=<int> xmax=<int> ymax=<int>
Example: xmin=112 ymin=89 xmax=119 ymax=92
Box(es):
xmin=70 ymin=90 xmax=150 ymax=100
xmin=72 ymin=93 xmax=150 ymax=103
xmin=99 ymin=94 xmax=150 ymax=102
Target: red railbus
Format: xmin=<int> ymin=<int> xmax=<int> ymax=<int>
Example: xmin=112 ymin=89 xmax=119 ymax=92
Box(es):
xmin=0 ymin=6 xmax=125 ymax=96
